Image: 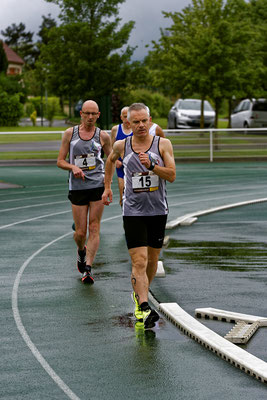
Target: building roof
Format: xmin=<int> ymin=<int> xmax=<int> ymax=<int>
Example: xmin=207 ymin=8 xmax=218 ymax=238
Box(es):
xmin=2 ymin=42 xmax=24 ymax=65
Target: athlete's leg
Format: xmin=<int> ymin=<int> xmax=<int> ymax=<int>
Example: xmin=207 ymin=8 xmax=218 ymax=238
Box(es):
xmin=129 ymin=246 xmax=149 ymax=305
xmin=146 ymin=215 xmax=166 ymax=284
xmin=147 ymin=246 xmax=161 ymax=285
xmin=86 ymin=199 xmax=104 ymax=266
xmin=72 ymin=204 xmax=89 ymax=250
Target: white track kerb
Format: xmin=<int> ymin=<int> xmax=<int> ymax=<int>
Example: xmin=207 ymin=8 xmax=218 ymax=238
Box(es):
xmin=152 ymin=197 xmax=267 ymax=384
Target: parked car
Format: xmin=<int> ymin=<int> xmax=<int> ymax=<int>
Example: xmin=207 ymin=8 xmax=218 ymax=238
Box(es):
xmin=231 ymin=98 xmax=267 ymax=129
xmin=167 ymin=98 xmax=215 ymax=129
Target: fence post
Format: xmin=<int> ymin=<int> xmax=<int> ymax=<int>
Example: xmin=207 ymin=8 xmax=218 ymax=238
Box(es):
xmin=210 ymin=130 xmax=213 ymax=162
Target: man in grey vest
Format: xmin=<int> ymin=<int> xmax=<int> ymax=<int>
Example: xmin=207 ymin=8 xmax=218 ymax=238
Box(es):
xmin=57 ymin=100 xmax=111 ymax=283
xmin=102 ymin=103 xmax=176 ymax=328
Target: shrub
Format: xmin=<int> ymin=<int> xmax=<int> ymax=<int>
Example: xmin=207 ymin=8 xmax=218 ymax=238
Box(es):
xmin=45 ymin=97 xmax=60 ymax=126
xmin=119 ymin=89 xmax=172 ymax=119
xmin=0 ymin=92 xmax=23 ymax=126
xmin=26 ymin=97 xmax=42 ymax=116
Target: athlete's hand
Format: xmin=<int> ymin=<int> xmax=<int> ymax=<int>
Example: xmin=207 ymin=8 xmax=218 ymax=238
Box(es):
xmin=115 ymin=160 xmax=122 ymax=169
xmin=138 ymin=152 xmax=150 ymax=168
xmin=72 ymin=166 xmax=85 ymax=180
xmin=102 ymin=189 xmax=113 ymax=205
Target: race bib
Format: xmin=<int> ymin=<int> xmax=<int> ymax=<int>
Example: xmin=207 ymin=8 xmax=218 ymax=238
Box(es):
xmin=74 ymin=153 xmax=96 ymax=170
xmin=132 ymin=171 xmax=159 ymax=193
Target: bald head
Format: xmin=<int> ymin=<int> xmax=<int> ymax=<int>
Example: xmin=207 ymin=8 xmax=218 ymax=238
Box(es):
xmin=82 ymin=100 xmax=99 ymax=112
xmin=80 ymin=99 xmax=100 ymax=127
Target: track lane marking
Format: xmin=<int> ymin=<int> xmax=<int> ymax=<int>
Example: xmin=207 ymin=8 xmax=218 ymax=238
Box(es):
xmin=12 ymin=214 xmax=121 ymax=399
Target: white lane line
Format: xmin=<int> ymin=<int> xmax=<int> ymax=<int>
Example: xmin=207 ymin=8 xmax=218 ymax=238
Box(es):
xmin=12 ymin=232 xmax=80 ymax=400
xmin=0 ymin=210 xmax=71 ymax=230
xmin=12 ymin=214 xmax=121 ymax=399
xmin=0 ymin=187 xmax=66 ymax=197
xmin=0 ymin=200 xmax=68 ymax=213
xmin=0 ymin=204 xmax=121 ymax=230
xmin=0 ymin=193 xmax=66 ymax=204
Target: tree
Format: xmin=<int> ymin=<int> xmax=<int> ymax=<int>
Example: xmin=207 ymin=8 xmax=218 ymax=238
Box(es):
xmin=146 ymin=0 xmax=264 ymax=127
xmin=39 ymin=0 xmax=135 ymax=107
xmin=38 ymin=14 xmax=57 ymax=45
xmin=249 ymin=0 xmax=267 ymax=94
xmin=0 ymin=41 xmax=8 ymax=73
xmin=1 ymin=23 xmax=37 ymax=67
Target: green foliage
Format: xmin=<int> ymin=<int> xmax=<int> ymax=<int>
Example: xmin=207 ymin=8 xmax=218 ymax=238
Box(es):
xmin=0 ymin=92 xmax=23 ymax=126
xmin=45 ymin=97 xmax=60 ymax=126
xmin=145 ymin=0 xmax=266 ymax=127
xmin=119 ymin=88 xmax=172 ymax=118
xmin=25 ymin=102 xmax=35 ymax=117
xmin=0 ymin=73 xmax=27 ymax=103
xmin=39 ymin=0 xmax=135 ymax=101
xmin=26 ymin=97 xmax=42 ymax=116
xmin=26 ymin=96 xmax=61 ymax=124
xmin=1 ymin=22 xmax=37 ymax=68
xmin=0 ymin=41 xmax=8 ymax=73
xmin=38 ymin=14 xmax=57 ymax=45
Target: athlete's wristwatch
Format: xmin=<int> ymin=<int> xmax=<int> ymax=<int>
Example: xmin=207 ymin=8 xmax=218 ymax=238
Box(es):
xmin=148 ymin=160 xmax=155 ymax=171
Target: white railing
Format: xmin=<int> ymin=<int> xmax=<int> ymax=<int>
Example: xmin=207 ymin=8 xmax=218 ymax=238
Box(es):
xmin=1 ymin=128 xmax=267 ymax=162
xmin=163 ymin=127 xmax=267 ymax=162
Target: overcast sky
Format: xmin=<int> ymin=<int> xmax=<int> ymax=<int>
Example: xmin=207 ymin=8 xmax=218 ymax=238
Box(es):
xmin=0 ymin=0 xmax=191 ymax=60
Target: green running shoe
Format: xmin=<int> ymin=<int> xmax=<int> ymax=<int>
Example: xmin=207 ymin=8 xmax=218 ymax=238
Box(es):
xmin=131 ymin=292 xmax=143 ymax=321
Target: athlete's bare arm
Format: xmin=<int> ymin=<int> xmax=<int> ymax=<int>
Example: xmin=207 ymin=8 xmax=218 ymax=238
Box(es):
xmin=100 ymin=130 xmax=112 ymax=158
xmin=110 ymin=124 xmax=123 ymax=169
xmin=156 ymin=125 xmax=165 ymax=138
xmin=110 ymin=125 xmax=118 ymax=146
xmin=139 ymin=138 xmax=176 ymax=183
xmin=57 ymin=127 xmax=85 ymax=180
xmin=102 ymin=140 xmax=125 ymax=205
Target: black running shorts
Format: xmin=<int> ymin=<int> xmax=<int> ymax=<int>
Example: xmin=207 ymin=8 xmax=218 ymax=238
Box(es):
xmin=68 ymin=187 xmax=104 ymax=205
xmin=123 ymin=215 xmax=167 ymax=249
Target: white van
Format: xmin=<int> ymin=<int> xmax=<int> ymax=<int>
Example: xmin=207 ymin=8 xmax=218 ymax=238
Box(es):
xmin=231 ymin=98 xmax=267 ymax=129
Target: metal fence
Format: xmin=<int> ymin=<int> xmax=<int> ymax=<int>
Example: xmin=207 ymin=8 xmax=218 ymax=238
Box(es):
xmin=163 ymin=127 xmax=267 ymax=162
xmin=1 ymin=128 xmax=267 ymax=162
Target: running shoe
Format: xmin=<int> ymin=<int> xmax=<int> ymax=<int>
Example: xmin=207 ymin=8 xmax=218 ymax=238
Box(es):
xmin=131 ymin=292 xmax=143 ymax=321
xmin=142 ymin=307 xmax=159 ymax=329
xmin=77 ymin=246 xmax=86 ymax=273
xmin=82 ymin=266 xmax=94 ymax=284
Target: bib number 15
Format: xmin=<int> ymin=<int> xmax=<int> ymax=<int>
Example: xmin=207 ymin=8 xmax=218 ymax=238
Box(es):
xmin=132 ymin=173 xmax=159 ymax=193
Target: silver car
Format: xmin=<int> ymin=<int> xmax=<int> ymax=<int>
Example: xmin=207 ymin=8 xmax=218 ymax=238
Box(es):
xmin=167 ymin=98 xmax=215 ymax=129
xmin=231 ymin=98 xmax=267 ymax=129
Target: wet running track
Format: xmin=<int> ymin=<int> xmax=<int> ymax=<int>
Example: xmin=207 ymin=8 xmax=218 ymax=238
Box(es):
xmin=1 ymin=162 xmax=267 ymax=399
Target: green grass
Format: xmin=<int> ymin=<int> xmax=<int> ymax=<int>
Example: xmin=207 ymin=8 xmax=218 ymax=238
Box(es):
xmin=1 ymin=120 xmax=266 ymax=160
xmin=0 ymin=151 xmax=59 ymax=160
xmin=0 ymin=126 xmax=65 ymax=144
xmin=0 ymin=126 xmax=65 ymax=132
xmin=0 ymin=133 xmax=62 ymax=144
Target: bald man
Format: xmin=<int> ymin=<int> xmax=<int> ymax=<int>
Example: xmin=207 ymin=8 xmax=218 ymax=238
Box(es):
xmin=57 ymin=100 xmax=111 ymax=283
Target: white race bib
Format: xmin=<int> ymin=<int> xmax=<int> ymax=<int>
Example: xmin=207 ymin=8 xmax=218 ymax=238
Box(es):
xmin=132 ymin=171 xmax=159 ymax=193
xmin=74 ymin=153 xmax=96 ymax=170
